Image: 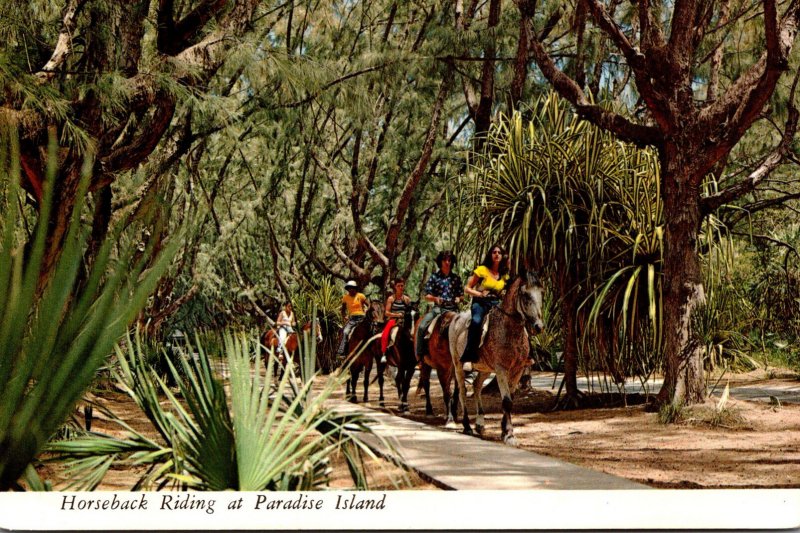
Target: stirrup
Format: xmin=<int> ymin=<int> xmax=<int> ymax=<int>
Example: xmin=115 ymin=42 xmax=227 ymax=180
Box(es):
xmin=380 ymin=354 xmax=387 ymax=364
xmin=462 ymin=362 xmax=473 ymax=372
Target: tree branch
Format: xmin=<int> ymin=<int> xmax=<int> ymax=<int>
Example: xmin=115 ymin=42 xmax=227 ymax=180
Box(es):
xmin=35 ymin=0 xmax=88 ymax=81
xmin=384 ymin=72 xmax=452 ymax=261
xmin=527 ymin=28 xmax=663 ymax=147
xmin=701 ymin=97 xmax=798 ymax=215
xmin=158 ymin=0 xmax=230 ymax=56
xmin=699 ymin=0 xmax=799 ymax=148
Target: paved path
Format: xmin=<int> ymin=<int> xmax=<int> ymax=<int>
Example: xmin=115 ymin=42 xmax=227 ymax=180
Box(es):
xmin=329 ymin=399 xmax=647 ymax=490
xmin=526 ymin=371 xmax=800 ymax=404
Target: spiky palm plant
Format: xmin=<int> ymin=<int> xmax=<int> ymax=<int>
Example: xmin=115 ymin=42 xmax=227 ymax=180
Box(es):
xmin=45 ymin=330 xmax=404 ymax=491
xmin=293 ymin=276 xmax=342 ymax=373
xmin=0 ymin=137 xmax=177 ymax=490
xmin=473 ymin=92 xmax=664 ymax=398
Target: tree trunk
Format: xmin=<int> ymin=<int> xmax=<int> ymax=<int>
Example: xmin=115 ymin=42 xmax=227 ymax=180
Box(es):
xmin=561 ymin=290 xmax=580 ymax=401
xmin=555 ymin=254 xmax=580 ymax=407
xmin=37 ymin=160 xmax=85 ymax=295
xmin=657 ymin=148 xmax=707 ymax=406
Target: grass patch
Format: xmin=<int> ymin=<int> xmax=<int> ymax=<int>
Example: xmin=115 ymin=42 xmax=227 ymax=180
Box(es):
xmin=658 ymin=402 xmax=685 ymax=424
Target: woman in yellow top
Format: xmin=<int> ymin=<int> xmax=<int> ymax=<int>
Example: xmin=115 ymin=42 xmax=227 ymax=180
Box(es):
xmin=461 ymin=245 xmax=510 ymax=372
xmin=336 ymin=280 xmax=369 ymax=356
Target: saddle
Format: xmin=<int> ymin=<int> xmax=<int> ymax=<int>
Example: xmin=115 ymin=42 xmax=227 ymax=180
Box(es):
xmin=478 ymin=312 xmax=492 ymax=350
xmin=425 ymin=312 xmax=456 ymax=340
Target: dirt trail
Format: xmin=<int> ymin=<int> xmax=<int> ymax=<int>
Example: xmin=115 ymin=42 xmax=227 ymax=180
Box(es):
xmin=332 ymin=367 xmax=800 ymax=489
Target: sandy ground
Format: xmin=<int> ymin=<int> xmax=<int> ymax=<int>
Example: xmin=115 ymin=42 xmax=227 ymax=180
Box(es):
xmin=41 ymin=366 xmax=800 ymax=491
xmin=332 ymin=366 xmax=800 ymax=489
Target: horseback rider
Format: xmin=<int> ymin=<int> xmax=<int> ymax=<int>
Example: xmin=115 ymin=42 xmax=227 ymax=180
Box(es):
xmin=275 ymin=301 xmax=296 ymax=353
xmin=336 ymin=280 xmax=369 ymax=358
xmin=460 ymin=244 xmax=510 ymax=372
xmin=415 ymin=250 xmax=464 ymax=360
xmin=380 ymin=277 xmax=412 ymax=363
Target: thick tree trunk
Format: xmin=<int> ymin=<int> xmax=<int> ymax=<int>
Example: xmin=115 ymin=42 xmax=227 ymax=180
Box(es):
xmin=549 ymin=252 xmax=582 ymax=408
xmin=561 ymin=291 xmax=580 ymax=402
xmin=37 ymin=161 xmax=85 ymax=294
xmin=657 ymin=148 xmax=707 ymax=406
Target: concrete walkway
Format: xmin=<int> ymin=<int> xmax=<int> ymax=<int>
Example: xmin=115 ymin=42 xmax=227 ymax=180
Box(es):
xmin=526 ymin=371 xmax=800 ymax=403
xmin=329 ymin=399 xmax=647 ymax=490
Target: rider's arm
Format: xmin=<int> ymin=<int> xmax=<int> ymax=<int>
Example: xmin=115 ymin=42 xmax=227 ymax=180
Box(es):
xmin=425 ymin=293 xmax=441 ymax=305
xmin=385 ymin=296 xmax=397 ymax=318
xmin=464 ymin=274 xmax=487 ymax=298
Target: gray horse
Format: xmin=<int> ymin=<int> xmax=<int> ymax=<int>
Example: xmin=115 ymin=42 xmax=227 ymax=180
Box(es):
xmin=449 ymin=271 xmax=544 ymax=445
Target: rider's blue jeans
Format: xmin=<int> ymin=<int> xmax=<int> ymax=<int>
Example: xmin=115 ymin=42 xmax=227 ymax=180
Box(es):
xmin=461 ymin=298 xmax=498 ymax=363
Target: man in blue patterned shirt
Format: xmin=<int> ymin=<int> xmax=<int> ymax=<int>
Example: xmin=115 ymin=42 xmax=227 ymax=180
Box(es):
xmin=415 ymin=250 xmax=464 ymax=360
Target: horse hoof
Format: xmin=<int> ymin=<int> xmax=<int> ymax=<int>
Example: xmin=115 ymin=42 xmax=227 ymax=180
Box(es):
xmin=504 ymin=435 xmax=518 ymax=446
xmin=444 ymin=421 xmax=457 ymax=430
xmin=400 ymin=403 xmax=409 ymax=413
xmin=463 ymin=427 xmax=474 ymax=436
xmin=348 ymin=396 xmax=357 ymax=404
xmin=475 ymin=424 xmax=484 ymax=436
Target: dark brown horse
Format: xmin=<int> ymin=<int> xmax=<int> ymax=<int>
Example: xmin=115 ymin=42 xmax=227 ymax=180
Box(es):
xmin=379 ymin=302 xmax=418 ymax=412
xmin=342 ymin=301 xmax=383 ymax=403
xmin=414 ymin=310 xmax=458 ymax=426
xmin=449 ymin=271 xmax=544 ymax=445
xmin=262 ymin=321 xmax=323 ymax=378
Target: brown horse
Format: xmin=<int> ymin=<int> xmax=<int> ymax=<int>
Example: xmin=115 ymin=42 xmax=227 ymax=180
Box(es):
xmin=342 ymin=301 xmax=383 ymax=403
xmin=415 ymin=310 xmax=459 ymax=425
xmin=449 ymin=271 xmax=544 ymax=445
xmin=262 ymin=321 xmax=323 ymax=377
xmin=379 ymin=302 xmax=418 ymax=412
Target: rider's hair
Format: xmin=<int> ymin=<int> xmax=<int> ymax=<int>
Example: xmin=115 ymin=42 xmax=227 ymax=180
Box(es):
xmin=481 ymin=244 xmax=510 ymax=276
xmin=393 ymin=277 xmax=405 ymax=286
xmin=435 ymin=250 xmax=457 ymax=268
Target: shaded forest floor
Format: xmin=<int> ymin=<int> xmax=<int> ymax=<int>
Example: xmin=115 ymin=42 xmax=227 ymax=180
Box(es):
xmin=329 ymin=367 xmax=800 ymax=489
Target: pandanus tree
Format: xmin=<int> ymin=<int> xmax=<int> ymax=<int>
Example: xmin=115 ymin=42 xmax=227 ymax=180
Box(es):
xmin=475 ymin=93 xmax=664 ymax=405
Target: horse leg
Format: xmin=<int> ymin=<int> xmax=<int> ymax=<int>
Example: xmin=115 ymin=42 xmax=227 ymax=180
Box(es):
xmin=400 ymin=366 xmax=414 ymax=412
xmin=377 ymin=360 xmax=385 ymax=407
xmin=418 ymin=363 xmax=434 ymax=416
xmin=495 ymin=367 xmax=517 ymax=446
xmin=451 ymin=363 xmax=472 ymax=435
xmin=441 ymin=368 xmax=461 ymax=431
xmin=363 ymin=360 xmax=371 ymax=403
xmin=472 ymin=371 xmax=489 ymax=435
xmin=349 ymin=366 xmax=359 ymax=403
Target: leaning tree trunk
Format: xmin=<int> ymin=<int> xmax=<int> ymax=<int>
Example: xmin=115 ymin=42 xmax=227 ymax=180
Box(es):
xmin=657 ymin=148 xmax=707 ymax=406
xmin=35 ymin=158 xmax=86 ymax=295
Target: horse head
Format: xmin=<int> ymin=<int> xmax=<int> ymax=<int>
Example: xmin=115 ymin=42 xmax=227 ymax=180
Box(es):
xmin=367 ymin=300 xmax=384 ymax=332
xmin=511 ymin=270 xmax=545 ymax=334
xmin=302 ymin=320 xmax=323 ymax=343
xmin=400 ymin=301 xmax=419 ymax=332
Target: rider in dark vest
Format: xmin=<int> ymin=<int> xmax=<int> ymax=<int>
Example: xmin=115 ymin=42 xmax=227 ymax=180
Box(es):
xmin=380 ymin=278 xmax=412 ymax=362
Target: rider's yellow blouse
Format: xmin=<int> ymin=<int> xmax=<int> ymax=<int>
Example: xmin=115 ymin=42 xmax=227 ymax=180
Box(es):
xmin=474 ymin=265 xmax=509 ymax=294
xmin=343 ymin=292 xmax=367 ymax=316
